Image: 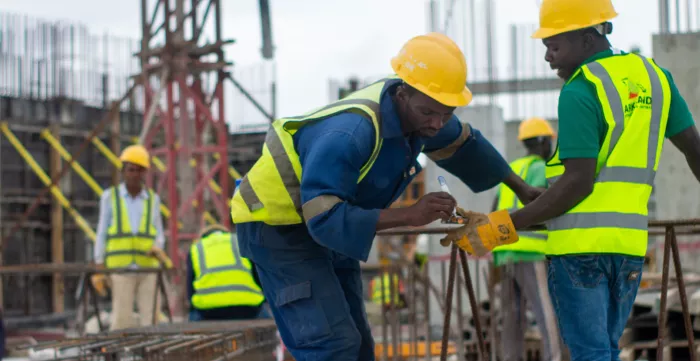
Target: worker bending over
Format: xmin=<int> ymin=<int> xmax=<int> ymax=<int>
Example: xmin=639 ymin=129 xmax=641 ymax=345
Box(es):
xmin=230 ymin=32 xmax=541 ymax=360
xmin=443 ymin=1 xmax=700 ymax=360
xmin=91 ymin=145 xmax=166 ymax=330
xmin=491 ymin=117 xmax=561 ymax=361
xmin=187 ymin=224 xmax=265 ymax=321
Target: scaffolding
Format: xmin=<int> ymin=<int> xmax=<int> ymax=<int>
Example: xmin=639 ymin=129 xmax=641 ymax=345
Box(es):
xmin=0 ymin=1 xmax=276 ymax=318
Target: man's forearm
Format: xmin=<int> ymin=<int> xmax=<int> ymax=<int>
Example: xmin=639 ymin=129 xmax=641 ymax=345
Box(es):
xmin=502 ymin=170 xmax=527 ymax=195
xmin=432 ymin=128 xmax=511 ymax=193
xmin=510 ymin=173 xmax=593 ymax=229
xmin=510 ymin=158 xmax=596 ymax=229
xmin=376 ymin=208 xmax=413 ymax=231
xmin=670 ymin=126 xmax=700 ymax=182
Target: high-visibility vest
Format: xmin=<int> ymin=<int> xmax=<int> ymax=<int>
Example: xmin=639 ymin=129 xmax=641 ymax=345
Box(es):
xmin=190 ymin=232 xmax=264 ymax=309
xmin=493 ymin=155 xmax=548 ymax=254
xmin=545 ymin=53 xmax=671 ymax=257
xmin=230 ymin=77 xmax=399 ymax=226
xmin=371 ymin=273 xmax=403 ymax=306
xmin=105 ymin=187 xmax=158 ymax=268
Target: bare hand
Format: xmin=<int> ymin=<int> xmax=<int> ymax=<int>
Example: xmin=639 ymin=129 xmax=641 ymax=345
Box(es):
xmin=406 ymin=192 xmax=456 ymax=227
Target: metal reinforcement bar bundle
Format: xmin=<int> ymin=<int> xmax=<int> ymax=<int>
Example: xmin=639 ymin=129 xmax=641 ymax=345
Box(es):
xmin=17 ymin=320 xmax=279 ymax=361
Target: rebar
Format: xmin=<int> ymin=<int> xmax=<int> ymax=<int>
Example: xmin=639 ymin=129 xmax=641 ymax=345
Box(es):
xmin=19 ymin=320 xmax=278 ymax=361
xmin=440 ymin=244 xmax=458 ymax=361
xmin=669 ymin=226 xmax=697 ymax=361
xmin=459 ymin=249 xmax=487 ymax=360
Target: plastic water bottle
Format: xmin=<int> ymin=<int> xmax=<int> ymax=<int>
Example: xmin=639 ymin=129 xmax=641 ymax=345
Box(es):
xmin=437 ymin=176 xmax=458 ymax=218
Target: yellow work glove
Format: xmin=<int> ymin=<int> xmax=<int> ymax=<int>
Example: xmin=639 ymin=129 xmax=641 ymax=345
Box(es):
xmin=148 ymin=246 xmax=173 ymax=269
xmin=440 ymin=209 xmax=519 ymax=257
xmin=90 ymin=273 xmax=109 ymax=297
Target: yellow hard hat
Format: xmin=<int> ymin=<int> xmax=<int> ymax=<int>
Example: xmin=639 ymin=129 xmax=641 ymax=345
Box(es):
xmin=391 ymin=32 xmax=473 ymax=107
xmin=119 ymin=145 xmax=150 ymax=169
xmin=532 ymin=0 xmax=618 ymax=39
xmin=518 ymin=117 xmax=555 ymax=140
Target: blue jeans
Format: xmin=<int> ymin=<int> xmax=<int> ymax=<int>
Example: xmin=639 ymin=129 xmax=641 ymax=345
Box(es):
xmin=547 ymin=255 xmax=644 ymax=361
xmin=237 ymin=222 xmax=374 ymax=361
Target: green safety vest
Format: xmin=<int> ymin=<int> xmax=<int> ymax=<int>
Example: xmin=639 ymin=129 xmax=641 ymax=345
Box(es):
xmin=545 ymin=53 xmax=671 ymax=257
xmin=371 ymin=273 xmax=402 ymax=306
xmin=190 ymin=232 xmax=264 ymax=309
xmin=230 ymin=77 xmax=398 ymax=225
xmin=105 ymin=186 xmax=158 ymax=268
xmin=493 ymin=155 xmax=548 ymax=254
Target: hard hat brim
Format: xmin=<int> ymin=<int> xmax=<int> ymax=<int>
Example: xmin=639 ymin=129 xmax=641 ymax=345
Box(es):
xmin=417 ymin=84 xmax=473 ymax=107
xmin=518 ymin=134 xmax=554 ymax=141
xmin=395 ymin=71 xmax=474 ymax=107
xmin=121 ymin=159 xmax=151 ymax=170
xmin=532 ymin=12 xmax=618 ymax=39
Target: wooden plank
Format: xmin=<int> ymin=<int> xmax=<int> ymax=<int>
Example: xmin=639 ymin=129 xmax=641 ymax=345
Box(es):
xmin=49 ymin=122 xmax=65 ymax=313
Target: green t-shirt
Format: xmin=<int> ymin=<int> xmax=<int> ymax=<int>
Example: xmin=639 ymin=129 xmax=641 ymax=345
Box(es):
xmin=493 ymin=156 xmax=548 ymax=267
xmin=557 ymin=49 xmax=695 ymax=160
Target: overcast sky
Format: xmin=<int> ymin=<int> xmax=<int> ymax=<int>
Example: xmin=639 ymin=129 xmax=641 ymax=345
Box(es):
xmin=0 ymin=0 xmax=683 ymax=128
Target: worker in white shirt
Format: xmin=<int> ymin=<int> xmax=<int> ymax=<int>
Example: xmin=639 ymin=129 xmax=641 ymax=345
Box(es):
xmin=90 ymin=145 xmax=166 ymax=330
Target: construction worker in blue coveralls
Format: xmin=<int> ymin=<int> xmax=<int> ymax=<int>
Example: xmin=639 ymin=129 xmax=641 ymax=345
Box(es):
xmin=491 ymin=117 xmax=562 ymax=361
xmin=229 ymin=32 xmax=543 ymax=360
xmin=451 ymin=0 xmax=700 ymax=359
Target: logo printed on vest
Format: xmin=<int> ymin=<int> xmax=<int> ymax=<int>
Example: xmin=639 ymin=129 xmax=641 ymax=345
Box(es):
xmin=622 ymin=78 xmax=651 ymax=115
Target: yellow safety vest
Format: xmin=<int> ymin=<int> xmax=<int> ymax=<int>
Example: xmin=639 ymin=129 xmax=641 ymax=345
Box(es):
xmin=230 ymin=77 xmax=400 ymax=226
xmin=190 ymin=232 xmax=264 ymax=309
xmin=371 ymin=273 xmax=402 ymax=306
xmin=105 ymin=187 xmax=158 ymax=268
xmin=493 ymin=155 xmax=548 ymax=254
xmin=545 ymin=53 xmax=671 ymax=257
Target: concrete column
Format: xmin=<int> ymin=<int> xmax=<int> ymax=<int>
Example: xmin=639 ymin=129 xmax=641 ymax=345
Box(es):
xmin=652 ymin=33 xmax=700 ymax=271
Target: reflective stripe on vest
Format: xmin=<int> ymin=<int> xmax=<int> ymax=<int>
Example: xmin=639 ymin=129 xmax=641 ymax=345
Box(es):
xmin=493 ymin=156 xmax=548 ymax=254
xmin=191 ymin=232 xmax=264 ymax=309
xmin=105 ymin=187 xmax=158 ymax=268
xmin=544 ymin=53 xmax=671 ymax=257
xmin=371 ymin=273 xmax=402 ymax=306
xmin=229 ymin=77 xmax=397 ymax=226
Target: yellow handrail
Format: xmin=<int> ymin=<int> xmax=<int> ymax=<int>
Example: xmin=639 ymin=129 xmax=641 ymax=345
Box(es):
xmin=0 ymin=122 xmax=97 ymax=241
xmin=91 ymin=137 xmax=218 ymax=225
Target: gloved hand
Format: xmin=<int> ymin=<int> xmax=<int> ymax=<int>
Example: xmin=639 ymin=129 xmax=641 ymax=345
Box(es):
xmin=90 ymin=273 xmax=109 ymax=297
xmin=148 ymin=246 xmax=173 ymax=269
xmin=439 ymin=209 xmax=519 ymax=257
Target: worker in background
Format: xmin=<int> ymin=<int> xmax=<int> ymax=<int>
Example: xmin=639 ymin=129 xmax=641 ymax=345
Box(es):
xmin=443 ymin=1 xmax=700 ymax=359
xmin=231 ymin=32 xmax=542 ymax=360
xmin=369 ymin=268 xmax=405 ymax=309
xmin=187 ymin=224 xmax=265 ymax=321
xmin=90 ymin=145 xmax=166 ymax=330
xmin=369 ymin=240 xmax=428 ymax=309
xmin=491 ymin=117 xmax=562 ymax=361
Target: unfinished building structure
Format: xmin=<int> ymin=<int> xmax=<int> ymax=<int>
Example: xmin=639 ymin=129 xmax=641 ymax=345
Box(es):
xmin=0 ymin=0 xmax=274 ymax=327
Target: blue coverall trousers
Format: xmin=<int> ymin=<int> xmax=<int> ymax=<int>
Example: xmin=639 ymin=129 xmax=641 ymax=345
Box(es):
xmin=237 ymin=222 xmax=375 ymax=361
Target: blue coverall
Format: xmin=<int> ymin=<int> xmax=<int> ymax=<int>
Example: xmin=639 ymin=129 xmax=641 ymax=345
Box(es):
xmin=236 ymin=82 xmax=512 ymax=360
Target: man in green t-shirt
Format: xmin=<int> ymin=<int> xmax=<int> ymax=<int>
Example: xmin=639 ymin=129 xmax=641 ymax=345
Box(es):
xmin=491 ymin=117 xmax=561 ymax=361
xmin=500 ymin=0 xmax=700 ymax=359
